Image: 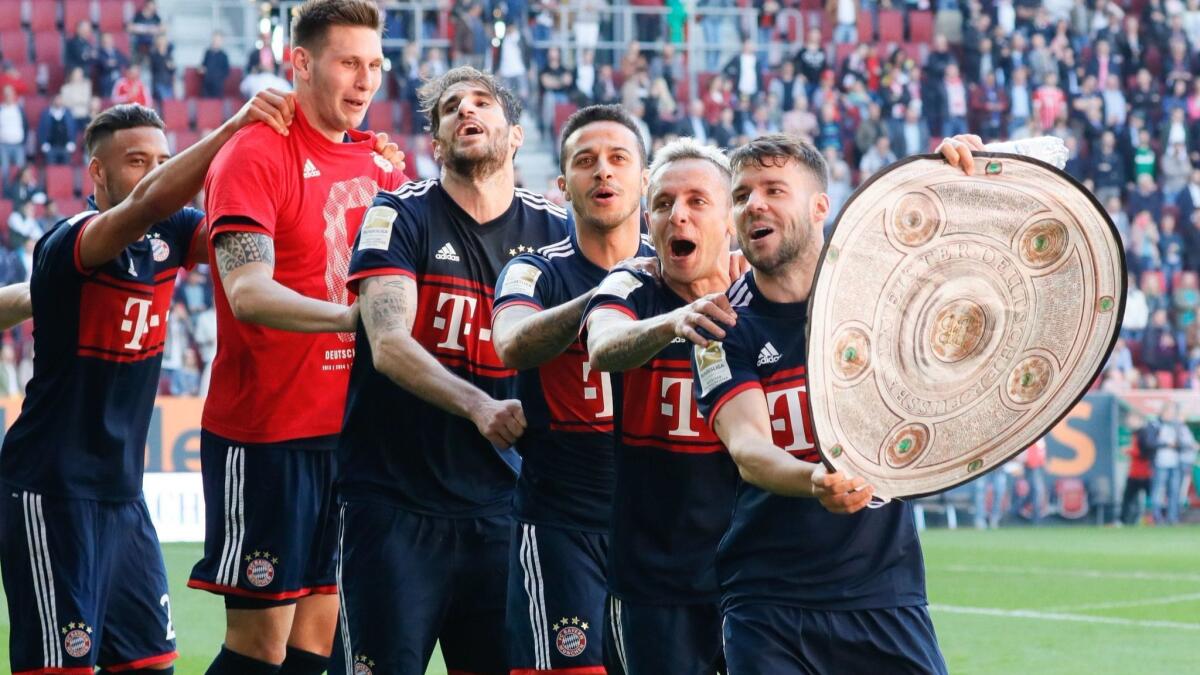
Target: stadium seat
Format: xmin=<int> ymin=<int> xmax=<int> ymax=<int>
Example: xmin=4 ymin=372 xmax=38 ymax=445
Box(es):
xmin=856 ymin=12 xmax=873 ymax=43
xmin=24 ymin=94 xmax=48 ymax=127
xmin=64 ymin=0 xmax=94 ymax=30
xmin=1 ymin=30 xmax=28 ymax=64
xmin=908 ymin=10 xmax=933 ymax=42
xmin=183 ymin=67 xmax=201 ymax=98
xmin=0 ymin=199 xmax=12 ymax=229
xmin=0 ymin=2 xmax=18 ymax=32
xmin=552 ymin=102 xmax=577 ymax=138
xmin=57 ymin=197 xmax=84 ymax=215
xmin=111 ymin=31 xmax=130 ymax=56
xmin=1155 ymin=371 xmax=1175 ymax=389
xmin=45 ymin=166 xmax=77 ymax=200
xmin=97 ymin=0 xmax=129 ymax=33
xmin=172 ymin=130 xmax=199 ymax=153
xmin=878 ymin=10 xmax=904 ymax=43
xmin=367 ymin=100 xmax=395 ymax=132
xmin=161 ymin=98 xmax=189 ymax=131
xmin=81 ymin=165 xmax=93 ymax=196
xmin=27 ymin=0 xmax=58 ymax=32
xmin=223 ymin=67 xmax=243 ymax=99
xmin=194 ymin=99 xmax=225 ymax=132
xmin=800 ymin=0 xmax=822 ymax=10
xmin=1177 ymin=370 xmax=1191 ymax=388
xmin=34 ymin=32 xmax=64 ymax=66
xmin=834 ymin=43 xmax=855 ymax=68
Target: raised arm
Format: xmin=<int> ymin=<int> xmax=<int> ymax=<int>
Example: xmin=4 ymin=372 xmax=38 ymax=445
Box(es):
xmin=359 ymin=274 xmax=526 ymax=448
xmin=492 ymin=290 xmax=595 ymax=370
xmin=712 ymin=389 xmax=873 ymax=513
xmin=0 ymin=282 xmax=30 ymax=330
xmin=78 ymin=88 xmax=295 ymax=270
xmin=586 ymin=291 xmax=736 ymax=372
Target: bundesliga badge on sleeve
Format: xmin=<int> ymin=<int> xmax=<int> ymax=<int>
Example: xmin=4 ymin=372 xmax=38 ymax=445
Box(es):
xmin=806 ymin=147 xmax=1125 ymax=500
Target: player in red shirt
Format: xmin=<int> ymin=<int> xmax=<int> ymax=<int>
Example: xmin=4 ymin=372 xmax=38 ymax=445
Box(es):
xmin=185 ymin=2 xmax=407 ymax=674
xmin=112 ymin=65 xmax=152 ymax=107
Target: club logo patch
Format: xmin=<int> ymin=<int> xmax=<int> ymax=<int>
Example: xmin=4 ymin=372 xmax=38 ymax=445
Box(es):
xmin=500 ymin=262 xmax=542 ymax=297
xmin=61 ymin=622 xmax=93 ymax=658
xmin=596 ymin=270 xmax=643 ymax=299
xmin=372 ymin=152 xmax=394 ymax=173
xmin=150 ymin=237 xmax=170 ymax=262
xmin=354 ymin=654 xmax=376 ymax=675
xmin=357 ymin=206 xmax=396 ymax=251
xmin=244 ymin=551 xmax=278 ymax=588
xmin=695 ymin=341 xmax=732 ymax=397
xmin=552 ymin=617 xmax=589 ymax=658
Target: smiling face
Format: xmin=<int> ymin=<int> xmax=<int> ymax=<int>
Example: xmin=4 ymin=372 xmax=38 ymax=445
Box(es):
xmin=92 ymin=126 xmax=171 ymax=208
xmin=432 ymin=80 xmax=523 ymax=181
xmin=731 ymin=158 xmax=828 ymax=275
xmin=647 ymin=158 xmax=732 ymax=286
xmin=559 ymin=121 xmax=647 ymax=232
xmin=293 ymin=24 xmax=383 ymax=136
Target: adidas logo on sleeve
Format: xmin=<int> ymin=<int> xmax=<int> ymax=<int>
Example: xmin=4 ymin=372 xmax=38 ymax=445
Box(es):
xmin=435 ymin=242 xmax=461 ymax=262
xmin=757 ymin=342 xmax=782 ymax=366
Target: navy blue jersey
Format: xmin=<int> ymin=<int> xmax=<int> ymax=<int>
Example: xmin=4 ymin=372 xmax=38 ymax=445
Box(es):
xmin=492 ymin=232 xmax=655 ymax=532
xmin=694 ymin=272 xmax=927 ymax=611
xmin=0 ymin=201 xmax=203 ymax=501
xmin=582 ymin=269 xmax=738 ymax=605
xmin=339 ymin=180 xmax=570 ymax=517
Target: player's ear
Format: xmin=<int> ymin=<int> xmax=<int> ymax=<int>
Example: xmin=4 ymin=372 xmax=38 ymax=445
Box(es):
xmin=810 ymin=191 xmax=830 ymax=229
xmin=87 ymin=156 xmax=104 ymax=197
xmin=557 ymin=174 xmax=568 ymax=199
xmin=640 ymin=168 xmax=649 ymax=195
xmin=292 ymin=46 xmax=312 ymax=82
xmin=509 ymin=124 xmax=524 ymax=152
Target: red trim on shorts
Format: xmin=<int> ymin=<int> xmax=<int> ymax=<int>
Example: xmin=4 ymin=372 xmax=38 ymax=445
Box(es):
xmin=187 ymin=578 xmax=335 ymax=600
xmin=14 ymin=668 xmax=95 ymax=674
xmin=102 ymin=650 xmax=179 ymax=671
xmin=511 ymin=662 xmax=609 ymax=667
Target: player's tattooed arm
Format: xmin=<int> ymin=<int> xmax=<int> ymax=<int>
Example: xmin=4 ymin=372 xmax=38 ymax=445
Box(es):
xmin=586 ymin=292 xmax=736 ymax=372
xmin=710 ymin=389 xmax=874 ymax=512
xmin=492 ymin=290 xmax=595 ymax=370
xmin=360 ymin=275 xmax=526 ymax=448
xmin=214 ymin=231 xmax=356 ymax=333
xmin=0 ymin=282 xmax=31 ymax=331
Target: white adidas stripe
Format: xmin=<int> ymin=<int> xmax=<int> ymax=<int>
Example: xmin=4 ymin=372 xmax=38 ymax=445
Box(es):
xmin=217 ymin=446 xmax=245 ymax=587
xmin=386 ymin=179 xmax=437 ymax=200
xmin=516 ymin=191 xmax=568 ymax=218
xmin=23 ymin=492 xmax=61 ymax=668
xmin=610 ymin=596 xmax=629 ymax=672
xmin=538 ymin=237 xmax=572 ymax=255
xmin=520 ymin=524 xmax=552 ymax=668
xmin=337 ymin=505 xmax=354 ymax=675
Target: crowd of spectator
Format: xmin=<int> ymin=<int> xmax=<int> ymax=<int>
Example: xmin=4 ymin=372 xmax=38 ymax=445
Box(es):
xmin=2 ymin=0 xmax=1200 ymax=399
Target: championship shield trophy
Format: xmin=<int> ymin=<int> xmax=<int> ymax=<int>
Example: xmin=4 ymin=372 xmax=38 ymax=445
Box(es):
xmin=806 ymin=142 xmax=1126 ymax=500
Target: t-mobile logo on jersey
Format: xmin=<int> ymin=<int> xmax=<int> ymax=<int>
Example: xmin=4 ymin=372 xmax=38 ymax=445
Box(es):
xmin=765 ymin=385 xmax=815 ymax=453
xmin=120 ymin=297 xmax=161 ymax=350
xmin=432 ymin=291 xmax=492 ymax=351
xmin=581 ymin=361 xmax=614 ymax=418
xmin=659 ymin=376 xmax=703 ymax=437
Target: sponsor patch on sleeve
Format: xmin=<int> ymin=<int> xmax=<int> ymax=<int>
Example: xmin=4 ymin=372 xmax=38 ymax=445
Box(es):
xmin=500 ymin=262 xmax=542 ymax=298
xmin=357 ymin=206 xmax=396 ymax=251
xmin=695 ymin=341 xmax=733 ymax=397
xmin=596 ymin=271 xmax=643 ymax=300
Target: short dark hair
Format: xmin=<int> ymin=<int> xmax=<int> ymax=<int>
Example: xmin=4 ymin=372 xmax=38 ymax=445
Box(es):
xmin=557 ymin=104 xmax=647 ymax=173
xmin=418 ymin=66 xmax=521 ymax=137
xmin=291 ymin=0 xmax=381 ymax=53
xmin=84 ymin=104 xmax=164 ymax=156
xmin=728 ymin=134 xmax=829 ymax=191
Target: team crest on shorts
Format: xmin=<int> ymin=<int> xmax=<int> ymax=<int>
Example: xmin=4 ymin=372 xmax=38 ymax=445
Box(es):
xmin=353 ymin=653 xmax=376 ymax=675
xmin=244 ymin=550 xmax=278 ymax=588
xmin=150 ymin=237 xmax=170 ymax=262
xmin=61 ymin=622 xmax=93 ymax=658
xmin=551 ymin=616 xmax=589 ymax=658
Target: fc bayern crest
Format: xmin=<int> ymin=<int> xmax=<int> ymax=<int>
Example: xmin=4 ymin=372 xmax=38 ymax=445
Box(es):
xmin=245 ymin=552 xmax=277 ymax=588
xmin=556 ymin=625 xmax=587 ymax=658
xmin=372 ymin=152 xmax=394 ymax=173
xmin=63 ymin=626 xmax=92 ymax=658
xmin=353 ymin=654 xmax=375 ymax=675
xmin=151 ymin=237 xmax=170 ymax=262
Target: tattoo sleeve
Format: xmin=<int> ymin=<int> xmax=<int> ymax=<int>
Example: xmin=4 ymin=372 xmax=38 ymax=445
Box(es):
xmin=213 ymin=231 xmax=276 ymax=278
xmin=588 ymin=309 xmax=675 ymax=372
xmin=360 ymin=275 xmax=417 ymax=338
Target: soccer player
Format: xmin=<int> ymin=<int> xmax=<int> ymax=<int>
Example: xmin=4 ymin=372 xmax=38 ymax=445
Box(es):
xmin=0 ymin=95 xmax=299 ymax=675
xmin=334 ymin=67 xmax=568 ymax=674
xmin=582 ymin=138 xmax=741 ymax=675
xmin=693 ymin=133 xmax=981 ymax=674
xmin=490 ymin=104 xmax=654 ymax=673
xmin=186 ymin=2 xmax=407 ymax=673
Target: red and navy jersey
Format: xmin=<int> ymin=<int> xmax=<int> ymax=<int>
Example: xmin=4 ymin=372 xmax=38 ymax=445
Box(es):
xmin=339 ymin=181 xmax=570 ymax=517
xmin=492 ymin=232 xmax=655 ymax=532
xmin=203 ymin=106 xmax=404 ymax=446
xmin=0 ymin=201 xmax=203 ymax=501
xmin=581 ymin=268 xmax=738 ymax=605
xmin=694 ymin=272 xmax=927 ymax=611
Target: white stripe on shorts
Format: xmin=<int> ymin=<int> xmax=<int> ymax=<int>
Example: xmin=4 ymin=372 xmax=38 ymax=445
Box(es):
xmin=520 ymin=523 xmax=552 ymax=668
xmin=23 ymin=492 xmax=61 ymax=668
xmin=217 ymin=446 xmax=245 ymax=586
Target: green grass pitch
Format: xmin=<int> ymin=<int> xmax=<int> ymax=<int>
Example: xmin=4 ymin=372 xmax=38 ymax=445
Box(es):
xmin=2 ymin=527 xmax=1198 ymax=673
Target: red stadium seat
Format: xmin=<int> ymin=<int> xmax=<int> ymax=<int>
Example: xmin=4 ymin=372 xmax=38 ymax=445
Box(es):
xmin=878 ymin=9 xmax=904 ymax=43
xmin=1178 ymin=371 xmax=1191 ymax=388
xmin=55 ymin=197 xmax=84 ymax=217
xmin=81 ymin=165 xmax=93 ymax=197
xmin=552 ymin=102 xmax=577 ymax=138
xmin=0 ymin=2 xmax=18 ymax=32
xmin=45 ymin=62 xmax=65 ymax=93
xmin=1 ymin=30 xmax=28 ymax=64
xmin=34 ymin=32 xmax=64 ymax=66
xmin=45 ymin=166 xmax=77 ymax=200
xmin=111 ymin=31 xmax=130 ymax=56
xmin=194 ymin=99 xmax=225 ymax=132
xmin=183 ymin=67 xmax=201 ymax=98
xmin=1155 ymin=371 xmax=1175 ymax=389
xmin=64 ymin=0 xmax=95 ymax=30
xmin=161 ymin=98 xmax=189 ymax=131
xmin=97 ymin=0 xmax=129 ymax=33
xmin=856 ymin=12 xmax=873 ymax=43
xmin=367 ymin=100 xmax=394 ymax=132
xmin=171 ymin=130 xmax=199 ymax=153
xmin=28 ymin=0 xmax=58 ymax=31
xmin=909 ymin=11 xmax=933 ymax=42
xmin=834 ymin=43 xmax=855 ymax=68
xmin=24 ymin=94 xmax=48 ymax=127
xmin=800 ymin=0 xmax=822 ymax=9
xmin=223 ymin=67 xmax=243 ymax=99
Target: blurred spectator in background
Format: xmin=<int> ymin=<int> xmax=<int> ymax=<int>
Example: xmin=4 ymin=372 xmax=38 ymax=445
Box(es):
xmin=148 ymin=34 xmax=176 ymax=102
xmin=39 ymin=200 xmax=62 ymax=233
xmin=1122 ymin=411 xmax=1154 ymax=525
xmin=973 ymin=467 xmax=1009 ymax=530
xmin=38 ymin=96 xmax=77 ymax=165
xmin=112 ymin=64 xmax=150 ymax=106
xmin=859 ymin=134 xmax=896 ymax=180
xmin=0 ymin=86 xmax=25 ymax=186
xmin=5 ymin=166 xmax=45 ymax=208
xmin=60 ymin=67 xmax=92 ymax=124
xmin=1018 ymin=438 xmax=1048 ymax=525
xmin=451 ymin=0 xmax=489 ymax=70
xmin=6 ymin=201 xmax=40 ymax=250
xmin=129 ymin=0 xmax=164 ymax=59
xmin=239 ymin=63 xmax=290 ymax=99
xmin=200 ymin=32 xmax=230 ymax=98
xmin=65 ymin=20 xmax=96 ymax=76
xmin=1151 ymin=402 xmax=1194 ymax=524
xmin=539 ymin=47 xmax=573 ymax=135
xmin=95 ymin=32 xmax=129 ymax=97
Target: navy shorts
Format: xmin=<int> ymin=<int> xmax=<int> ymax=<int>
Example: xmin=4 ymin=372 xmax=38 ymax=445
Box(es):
xmin=506 ymin=521 xmax=608 ymax=673
xmin=603 ymin=597 xmax=724 ymax=675
xmin=721 ymin=603 xmax=948 ymax=675
xmin=332 ymin=500 xmax=510 ymax=675
xmin=0 ymin=488 xmax=176 ymax=674
xmin=188 ymin=431 xmax=339 ymax=604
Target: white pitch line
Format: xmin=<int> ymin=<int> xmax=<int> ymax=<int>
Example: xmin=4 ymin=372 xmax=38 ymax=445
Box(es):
xmin=930 ymin=604 xmax=1200 ymax=631
xmin=931 ymin=564 xmax=1200 ymax=583
xmin=1047 ymin=592 xmax=1200 ymax=612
